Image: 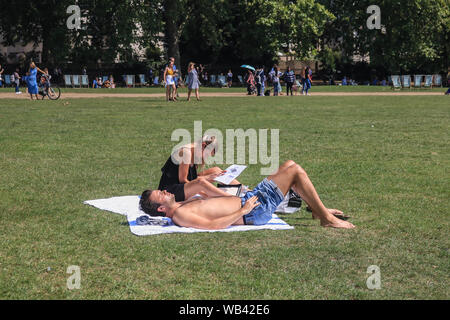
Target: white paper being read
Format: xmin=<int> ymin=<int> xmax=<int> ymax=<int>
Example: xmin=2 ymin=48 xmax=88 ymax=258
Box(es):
xmin=214 ymin=164 xmax=247 ymax=185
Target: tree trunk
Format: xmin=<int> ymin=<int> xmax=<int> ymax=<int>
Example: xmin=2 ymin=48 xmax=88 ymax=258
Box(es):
xmin=163 ymin=0 xmax=182 ymax=78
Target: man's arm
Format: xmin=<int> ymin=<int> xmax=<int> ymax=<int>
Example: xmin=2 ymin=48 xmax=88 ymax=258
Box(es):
xmin=173 ymin=196 xmax=259 ymax=230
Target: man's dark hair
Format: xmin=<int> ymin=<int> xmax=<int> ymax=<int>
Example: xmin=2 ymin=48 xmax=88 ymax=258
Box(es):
xmin=139 ymin=190 xmax=165 ymax=217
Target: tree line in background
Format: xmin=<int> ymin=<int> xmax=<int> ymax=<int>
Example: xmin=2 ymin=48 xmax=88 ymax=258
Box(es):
xmin=0 ymin=0 xmax=448 ymax=79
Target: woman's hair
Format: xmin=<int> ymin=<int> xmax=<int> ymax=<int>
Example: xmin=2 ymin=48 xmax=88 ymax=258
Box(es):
xmin=188 ymin=62 xmax=195 ymax=71
xmin=30 ymin=62 xmax=36 ymax=68
xmin=139 ymin=190 xmax=165 ymax=217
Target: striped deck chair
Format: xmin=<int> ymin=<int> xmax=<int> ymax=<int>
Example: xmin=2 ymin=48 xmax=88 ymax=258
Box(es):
xmin=413 ymin=75 xmax=423 ymax=89
xmin=391 ymin=75 xmax=401 ymax=90
xmin=402 ymin=75 xmax=411 ymax=90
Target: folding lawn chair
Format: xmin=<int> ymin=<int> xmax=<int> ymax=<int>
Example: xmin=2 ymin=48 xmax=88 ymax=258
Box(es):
xmin=218 ymin=75 xmax=226 ymax=87
xmin=413 ymin=75 xmax=423 ymax=89
xmin=126 ymin=75 xmax=135 ymax=87
xmin=433 ymin=74 xmax=442 ymax=87
xmin=72 ymin=75 xmax=81 ymax=88
xmin=4 ymin=74 xmax=11 ymax=86
xmin=237 ymin=75 xmax=244 ymax=86
xmin=391 ymin=75 xmax=401 ymax=90
xmin=210 ymin=75 xmax=216 ymax=87
xmin=138 ymin=74 xmax=146 ymax=86
xmin=424 ymin=75 xmax=433 ymax=89
xmin=64 ymin=75 xmax=73 ymax=87
xmin=81 ymin=75 xmax=89 ymax=87
xmin=402 ymin=75 xmax=411 ymax=90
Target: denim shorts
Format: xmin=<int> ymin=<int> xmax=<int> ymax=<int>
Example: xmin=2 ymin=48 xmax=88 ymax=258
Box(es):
xmin=240 ymin=178 xmax=285 ymax=225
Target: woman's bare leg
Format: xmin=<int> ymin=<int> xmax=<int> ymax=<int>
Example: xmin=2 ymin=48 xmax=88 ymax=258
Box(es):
xmin=183 ymin=177 xmax=232 ymax=199
xmin=187 ymin=89 xmax=192 ymax=101
xmin=172 ymin=84 xmax=177 ymax=100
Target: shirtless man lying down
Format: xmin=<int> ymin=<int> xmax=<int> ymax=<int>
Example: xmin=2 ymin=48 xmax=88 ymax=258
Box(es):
xmin=139 ymin=160 xmax=355 ymax=230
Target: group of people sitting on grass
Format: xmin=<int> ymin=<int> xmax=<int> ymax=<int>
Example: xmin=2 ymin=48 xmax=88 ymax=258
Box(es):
xmin=92 ymin=76 xmax=115 ymax=89
xmin=139 ymin=136 xmax=355 ymax=230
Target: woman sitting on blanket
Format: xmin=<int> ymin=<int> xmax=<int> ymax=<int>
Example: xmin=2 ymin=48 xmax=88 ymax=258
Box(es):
xmin=157 ymin=135 xmax=240 ymax=202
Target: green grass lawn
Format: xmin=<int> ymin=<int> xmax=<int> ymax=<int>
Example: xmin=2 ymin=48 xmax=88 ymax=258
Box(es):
xmin=0 ymin=95 xmax=448 ymax=299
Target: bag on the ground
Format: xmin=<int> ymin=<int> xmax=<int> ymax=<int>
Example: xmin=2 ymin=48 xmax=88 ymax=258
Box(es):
xmin=276 ymin=189 xmax=302 ymax=214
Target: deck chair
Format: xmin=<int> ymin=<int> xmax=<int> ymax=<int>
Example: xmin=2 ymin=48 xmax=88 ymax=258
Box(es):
xmin=391 ymin=75 xmax=401 ymax=90
xmin=424 ymin=75 xmax=433 ymax=89
xmin=4 ymin=75 xmax=11 ymax=86
xmin=138 ymin=74 xmax=146 ymax=86
xmin=433 ymin=74 xmax=442 ymax=87
xmin=81 ymin=75 xmax=89 ymax=87
xmin=64 ymin=75 xmax=72 ymax=87
xmin=126 ymin=75 xmax=135 ymax=87
xmin=402 ymin=75 xmax=411 ymax=89
xmin=218 ymin=75 xmax=226 ymax=87
xmin=153 ymin=76 xmax=159 ymax=86
xmin=72 ymin=75 xmax=81 ymax=88
xmin=413 ymin=75 xmax=423 ymax=89
xmin=237 ymin=75 xmax=244 ymax=86
xmin=210 ymin=74 xmax=216 ymax=86
xmin=102 ymin=76 xmax=108 ymax=83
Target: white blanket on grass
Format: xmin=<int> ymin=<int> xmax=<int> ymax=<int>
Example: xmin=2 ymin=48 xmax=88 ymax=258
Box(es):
xmin=84 ymin=195 xmax=294 ymax=236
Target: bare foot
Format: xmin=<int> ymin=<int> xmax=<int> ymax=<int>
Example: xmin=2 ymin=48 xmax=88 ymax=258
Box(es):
xmin=312 ymin=208 xmax=345 ymax=220
xmin=320 ymin=215 xmax=355 ymax=229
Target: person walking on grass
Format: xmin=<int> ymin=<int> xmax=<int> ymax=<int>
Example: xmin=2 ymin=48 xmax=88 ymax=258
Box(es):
xmin=14 ymin=69 xmax=22 ymax=94
xmin=164 ymin=59 xmax=177 ymax=101
xmin=227 ymin=69 xmax=233 ymax=88
xmin=284 ymin=66 xmax=295 ymax=96
xmin=27 ymin=62 xmax=47 ymax=100
xmin=187 ymin=62 xmax=201 ymax=101
xmin=302 ymin=66 xmax=312 ymax=96
xmin=168 ymin=57 xmax=179 ymax=98
xmin=272 ymin=66 xmax=281 ymax=96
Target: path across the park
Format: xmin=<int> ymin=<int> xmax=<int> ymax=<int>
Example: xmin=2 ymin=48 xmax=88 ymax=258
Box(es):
xmin=0 ymin=91 xmax=445 ymax=99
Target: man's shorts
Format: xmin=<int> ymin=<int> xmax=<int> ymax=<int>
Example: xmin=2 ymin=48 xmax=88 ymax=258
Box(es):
xmin=240 ymin=178 xmax=285 ymax=225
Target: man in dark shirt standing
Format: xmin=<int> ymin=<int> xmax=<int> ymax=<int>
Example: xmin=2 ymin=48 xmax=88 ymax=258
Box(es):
xmin=284 ymin=66 xmax=296 ymax=96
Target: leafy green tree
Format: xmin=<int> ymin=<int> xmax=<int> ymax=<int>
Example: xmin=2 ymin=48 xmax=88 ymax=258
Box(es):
xmin=0 ymin=0 xmax=163 ymax=67
xmin=0 ymin=0 xmax=72 ymax=64
xmin=179 ymin=0 xmax=334 ymax=68
xmin=319 ymin=0 xmax=449 ymax=73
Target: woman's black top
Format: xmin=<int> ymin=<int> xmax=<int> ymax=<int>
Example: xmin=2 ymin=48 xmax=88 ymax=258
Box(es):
xmin=157 ymin=155 xmax=198 ymax=201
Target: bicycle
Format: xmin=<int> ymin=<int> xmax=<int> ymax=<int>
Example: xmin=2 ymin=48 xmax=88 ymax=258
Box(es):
xmin=39 ymin=74 xmax=61 ymax=100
